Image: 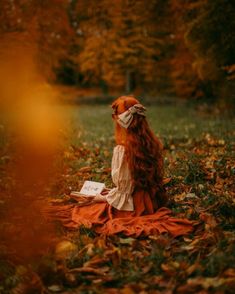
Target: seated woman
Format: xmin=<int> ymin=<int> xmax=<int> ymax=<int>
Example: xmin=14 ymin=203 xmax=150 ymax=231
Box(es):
xmin=51 ymin=96 xmax=193 ymax=237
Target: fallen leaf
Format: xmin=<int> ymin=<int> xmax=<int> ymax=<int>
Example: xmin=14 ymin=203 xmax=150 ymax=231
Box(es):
xmin=78 ymin=166 xmax=92 ymax=173
xmin=48 ymin=284 xmax=63 ymax=292
xmin=163 ymin=177 xmax=172 ymax=185
xmin=69 ymin=266 xmax=106 ymax=275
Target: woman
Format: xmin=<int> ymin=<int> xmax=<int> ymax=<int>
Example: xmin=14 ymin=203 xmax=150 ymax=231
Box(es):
xmin=52 ymin=96 xmax=193 ymax=237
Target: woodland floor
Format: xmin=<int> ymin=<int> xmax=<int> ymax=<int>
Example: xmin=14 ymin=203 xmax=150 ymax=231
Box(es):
xmin=0 ymin=104 xmax=235 ymax=293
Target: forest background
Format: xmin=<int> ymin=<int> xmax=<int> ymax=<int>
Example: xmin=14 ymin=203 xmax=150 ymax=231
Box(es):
xmin=0 ymin=0 xmax=234 ymax=109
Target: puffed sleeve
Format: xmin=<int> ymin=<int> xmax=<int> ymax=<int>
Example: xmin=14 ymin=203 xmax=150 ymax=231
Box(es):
xmin=106 ymin=145 xmax=134 ymax=211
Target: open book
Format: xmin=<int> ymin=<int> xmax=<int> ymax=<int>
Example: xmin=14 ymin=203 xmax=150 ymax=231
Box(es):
xmin=70 ymin=181 xmax=105 ymax=198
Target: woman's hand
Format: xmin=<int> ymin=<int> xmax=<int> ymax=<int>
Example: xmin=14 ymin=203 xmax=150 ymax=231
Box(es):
xmin=93 ymin=194 xmax=107 ymax=202
xmin=101 ymin=188 xmax=111 ymax=195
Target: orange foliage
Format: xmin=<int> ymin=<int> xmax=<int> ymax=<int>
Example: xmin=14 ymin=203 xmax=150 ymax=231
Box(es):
xmin=169 ymin=0 xmax=204 ymax=99
xmin=0 ymin=0 xmax=73 ymax=80
xmin=75 ymin=0 xmax=164 ymax=90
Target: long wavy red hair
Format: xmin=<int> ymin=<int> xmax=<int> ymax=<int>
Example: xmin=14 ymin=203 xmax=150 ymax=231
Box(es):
xmin=112 ymin=96 xmax=168 ymax=208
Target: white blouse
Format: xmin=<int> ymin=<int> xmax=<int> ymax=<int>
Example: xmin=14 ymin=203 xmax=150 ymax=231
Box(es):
xmin=106 ymin=145 xmax=134 ymax=211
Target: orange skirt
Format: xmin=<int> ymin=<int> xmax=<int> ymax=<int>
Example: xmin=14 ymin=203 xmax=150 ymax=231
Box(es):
xmin=49 ymin=190 xmax=193 ymax=237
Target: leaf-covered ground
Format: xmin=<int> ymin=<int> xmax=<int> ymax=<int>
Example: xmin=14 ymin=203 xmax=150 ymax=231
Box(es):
xmin=0 ymin=104 xmax=235 ymax=293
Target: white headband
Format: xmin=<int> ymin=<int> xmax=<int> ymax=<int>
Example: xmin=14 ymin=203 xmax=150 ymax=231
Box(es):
xmin=117 ymin=103 xmax=146 ymax=129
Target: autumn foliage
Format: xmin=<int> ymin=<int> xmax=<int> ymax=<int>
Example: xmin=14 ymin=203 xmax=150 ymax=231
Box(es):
xmin=0 ymin=0 xmax=234 ymax=107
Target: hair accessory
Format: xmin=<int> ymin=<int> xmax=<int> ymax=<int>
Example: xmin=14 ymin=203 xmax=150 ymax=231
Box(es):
xmin=117 ymin=104 xmax=146 ymax=129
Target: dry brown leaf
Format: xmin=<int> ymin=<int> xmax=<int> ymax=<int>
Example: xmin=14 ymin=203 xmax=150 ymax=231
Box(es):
xmin=163 ymin=177 xmax=172 ymax=185
xmin=69 ymin=266 xmax=106 ymax=275
xmin=199 ymin=212 xmax=218 ymax=229
xmin=83 ymin=256 xmax=109 ymax=268
xmin=78 ymin=166 xmax=92 ymax=173
xmin=161 ymin=263 xmax=175 ymax=276
xmin=186 ymin=263 xmax=199 ymax=276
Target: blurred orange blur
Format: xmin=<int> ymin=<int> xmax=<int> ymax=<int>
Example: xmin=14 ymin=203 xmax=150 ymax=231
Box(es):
xmin=0 ymin=36 xmax=63 ymax=261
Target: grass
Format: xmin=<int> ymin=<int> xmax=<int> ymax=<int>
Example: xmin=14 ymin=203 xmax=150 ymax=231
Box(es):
xmin=0 ymin=103 xmax=235 ymax=293
xmin=60 ymin=104 xmax=234 ymax=147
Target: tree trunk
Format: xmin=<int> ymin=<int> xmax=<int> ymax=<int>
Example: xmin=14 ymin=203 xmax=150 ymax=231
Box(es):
xmin=125 ymin=70 xmax=136 ymax=94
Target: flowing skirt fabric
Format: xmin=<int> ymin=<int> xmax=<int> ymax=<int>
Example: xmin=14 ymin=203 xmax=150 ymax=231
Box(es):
xmin=49 ymin=190 xmax=193 ymax=237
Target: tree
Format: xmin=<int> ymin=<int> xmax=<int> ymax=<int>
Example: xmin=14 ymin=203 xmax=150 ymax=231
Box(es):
xmin=185 ymin=0 xmax=235 ymax=106
xmin=74 ymin=0 xmax=167 ymax=93
xmin=0 ymin=0 xmax=73 ymax=80
xmin=169 ymin=0 xmax=205 ymax=100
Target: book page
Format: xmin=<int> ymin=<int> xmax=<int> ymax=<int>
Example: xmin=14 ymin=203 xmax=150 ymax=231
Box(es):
xmin=71 ymin=181 xmax=105 ymax=197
